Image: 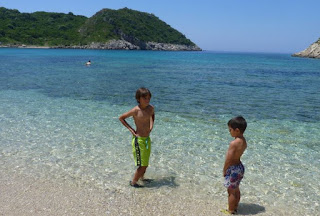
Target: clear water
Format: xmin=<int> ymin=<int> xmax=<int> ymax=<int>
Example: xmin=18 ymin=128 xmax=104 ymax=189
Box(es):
xmin=0 ymin=48 xmax=319 ymax=214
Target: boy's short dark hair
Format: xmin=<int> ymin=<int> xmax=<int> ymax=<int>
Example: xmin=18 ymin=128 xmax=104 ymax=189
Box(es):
xmin=135 ymin=87 xmax=152 ymax=103
xmin=228 ymin=116 xmax=247 ymax=133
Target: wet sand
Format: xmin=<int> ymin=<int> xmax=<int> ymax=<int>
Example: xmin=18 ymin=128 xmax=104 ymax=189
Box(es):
xmin=0 ymin=170 xmax=302 ymax=216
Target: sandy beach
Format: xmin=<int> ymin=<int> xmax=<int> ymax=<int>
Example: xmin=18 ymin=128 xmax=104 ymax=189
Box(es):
xmin=1 ymin=169 xmax=301 ymax=216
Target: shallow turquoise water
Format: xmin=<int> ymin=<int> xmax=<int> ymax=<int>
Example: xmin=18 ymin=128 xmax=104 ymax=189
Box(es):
xmin=0 ymin=48 xmax=319 ymax=214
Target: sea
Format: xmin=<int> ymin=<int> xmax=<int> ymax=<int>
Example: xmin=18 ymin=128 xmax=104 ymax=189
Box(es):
xmin=0 ymin=48 xmax=319 ymax=215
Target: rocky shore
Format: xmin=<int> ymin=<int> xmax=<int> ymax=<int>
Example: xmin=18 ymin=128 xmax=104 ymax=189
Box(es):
xmin=0 ymin=45 xmax=50 ymax=49
xmin=1 ymin=40 xmax=202 ymax=51
xmin=292 ymin=40 xmax=320 ymax=59
xmin=52 ymin=40 xmax=202 ymax=51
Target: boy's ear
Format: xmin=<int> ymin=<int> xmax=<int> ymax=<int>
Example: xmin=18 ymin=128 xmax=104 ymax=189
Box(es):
xmin=235 ymin=128 xmax=241 ymax=133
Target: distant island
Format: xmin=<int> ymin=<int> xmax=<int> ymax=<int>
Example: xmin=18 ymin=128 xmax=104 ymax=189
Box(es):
xmin=292 ymin=38 xmax=320 ymax=59
xmin=0 ymin=7 xmax=201 ymax=51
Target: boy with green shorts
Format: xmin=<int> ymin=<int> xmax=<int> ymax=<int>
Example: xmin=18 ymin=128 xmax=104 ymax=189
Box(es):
xmin=119 ymin=87 xmax=155 ymax=188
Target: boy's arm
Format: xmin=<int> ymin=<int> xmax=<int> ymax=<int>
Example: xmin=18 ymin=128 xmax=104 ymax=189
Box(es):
xmin=223 ymin=141 xmax=237 ymax=176
xmin=150 ymin=106 xmax=155 ymax=132
xmin=119 ymin=108 xmax=137 ymax=137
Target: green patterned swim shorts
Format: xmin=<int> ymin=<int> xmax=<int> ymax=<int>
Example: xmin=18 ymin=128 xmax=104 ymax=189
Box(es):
xmin=132 ymin=136 xmax=151 ymax=167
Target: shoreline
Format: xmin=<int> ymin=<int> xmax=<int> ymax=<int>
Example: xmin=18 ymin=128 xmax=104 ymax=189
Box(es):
xmin=0 ymin=40 xmax=202 ymax=51
xmin=0 ymin=170 xmax=302 ymax=216
xmin=0 ymin=45 xmax=50 ymax=49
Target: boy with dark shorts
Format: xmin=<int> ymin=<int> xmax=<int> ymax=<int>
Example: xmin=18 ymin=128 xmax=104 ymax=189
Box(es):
xmin=119 ymin=87 xmax=155 ymax=188
xmin=222 ymin=116 xmax=247 ymax=214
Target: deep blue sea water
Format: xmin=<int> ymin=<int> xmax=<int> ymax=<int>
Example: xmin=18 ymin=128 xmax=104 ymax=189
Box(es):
xmin=0 ymin=48 xmax=319 ymax=215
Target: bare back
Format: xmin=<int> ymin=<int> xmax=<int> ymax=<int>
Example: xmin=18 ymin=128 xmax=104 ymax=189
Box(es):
xmin=229 ymin=137 xmax=247 ymax=165
xmin=223 ymin=136 xmax=247 ymax=176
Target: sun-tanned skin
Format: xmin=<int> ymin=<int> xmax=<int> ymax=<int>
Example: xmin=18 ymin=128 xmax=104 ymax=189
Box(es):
xmin=223 ymin=116 xmax=247 ymax=214
xmin=119 ymin=90 xmax=155 ymax=186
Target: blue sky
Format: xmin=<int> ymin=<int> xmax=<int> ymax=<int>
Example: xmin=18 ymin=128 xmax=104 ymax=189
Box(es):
xmin=1 ymin=0 xmax=319 ymax=53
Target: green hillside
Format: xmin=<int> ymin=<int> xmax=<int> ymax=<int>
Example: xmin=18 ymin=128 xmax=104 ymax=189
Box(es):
xmin=79 ymin=8 xmax=195 ymax=46
xmin=0 ymin=7 xmax=87 ymax=46
xmin=0 ymin=7 xmax=197 ymax=48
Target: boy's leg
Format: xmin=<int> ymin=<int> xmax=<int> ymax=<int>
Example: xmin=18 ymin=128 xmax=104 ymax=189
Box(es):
xmin=132 ymin=166 xmax=147 ymax=185
xmin=235 ymin=188 xmax=240 ymax=210
xmin=140 ymin=168 xmax=147 ymax=180
xmin=227 ymin=187 xmax=240 ymax=213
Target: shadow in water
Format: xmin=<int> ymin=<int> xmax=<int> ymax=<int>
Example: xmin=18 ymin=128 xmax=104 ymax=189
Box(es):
xmin=237 ymin=203 xmax=266 ymax=215
xmin=143 ymin=176 xmax=179 ymax=188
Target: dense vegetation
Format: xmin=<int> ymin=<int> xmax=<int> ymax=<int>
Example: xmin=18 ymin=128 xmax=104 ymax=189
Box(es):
xmin=0 ymin=7 xmax=87 ymax=46
xmin=79 ymin=8 xmax=195 ymax=46
xmin=0 ymin=7 xmax=195 ymax=47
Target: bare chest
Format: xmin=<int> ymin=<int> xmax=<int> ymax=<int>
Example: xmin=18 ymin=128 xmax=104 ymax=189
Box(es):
xmin=136 ymin=109 xmax=151 ymax=120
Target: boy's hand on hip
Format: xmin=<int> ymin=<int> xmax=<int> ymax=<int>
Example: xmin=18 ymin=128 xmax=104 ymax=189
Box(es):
xmin=131 ymin=131 xmax=138 ymax=137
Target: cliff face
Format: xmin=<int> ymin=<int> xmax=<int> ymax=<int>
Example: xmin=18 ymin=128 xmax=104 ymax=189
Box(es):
xmin=292 ymin=40 xmax=320 ymax=59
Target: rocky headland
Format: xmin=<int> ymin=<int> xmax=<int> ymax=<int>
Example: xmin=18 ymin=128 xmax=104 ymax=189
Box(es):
xmin=292 ymin=40 xmax=320 ymax=59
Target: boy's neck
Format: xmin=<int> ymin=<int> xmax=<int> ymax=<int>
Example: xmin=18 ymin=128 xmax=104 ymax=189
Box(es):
xmin=235 ymin=134 xmax=244 ymax=139
xmin=139 ymin=104 xmax=148 ymax=109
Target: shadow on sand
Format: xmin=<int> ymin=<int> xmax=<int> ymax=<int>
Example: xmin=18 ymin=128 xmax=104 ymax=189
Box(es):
xmin=143 ymin=176 xmax=179 ymax=188
xmin=237 ymin=203 xmax=266 ymax=215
